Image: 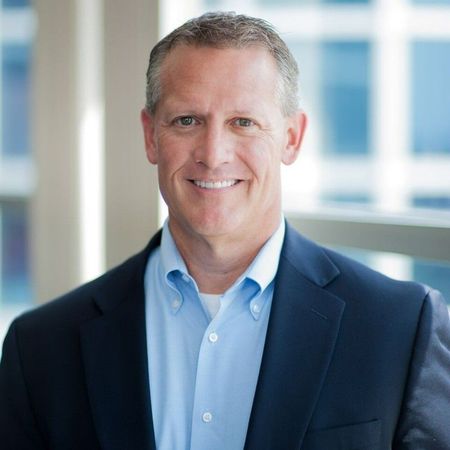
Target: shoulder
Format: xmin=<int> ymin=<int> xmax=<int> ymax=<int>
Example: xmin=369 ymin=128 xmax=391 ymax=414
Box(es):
xmin=283 ymin=222 xmax=437 ymax=314
xmin=10 ymin=231 xmax=162 ymax=338
xmin=325 ymin=245 xmax=435 ymax=316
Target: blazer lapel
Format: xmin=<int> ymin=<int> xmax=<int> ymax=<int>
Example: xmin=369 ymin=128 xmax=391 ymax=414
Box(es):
xmin=245 ymin=225 xmax=346 ymax=450
xmin=80 ymin=234 xmax=161 ymax=450
xmin=78 ymin=226 xmax=343 ymax=449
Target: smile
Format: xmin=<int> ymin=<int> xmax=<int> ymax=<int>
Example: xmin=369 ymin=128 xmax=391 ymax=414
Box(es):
xmin=192 ymin=180 xmax=238 ymax=189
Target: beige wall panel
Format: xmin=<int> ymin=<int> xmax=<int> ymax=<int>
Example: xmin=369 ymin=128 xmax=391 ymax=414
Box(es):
xmin=32 ymin=0 xmax=161 ymax=303
xmin=32 ymin=0 xmax=80 ymax=302
xmin=104 ymin=0 xmax=160 ymax=268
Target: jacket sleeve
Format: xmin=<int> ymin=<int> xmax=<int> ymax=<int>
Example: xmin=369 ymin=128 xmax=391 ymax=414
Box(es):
xmin=394 ymin=289 xmax=450 ymax=449
xmin=0 ymin=320 xmax=46 ymax=450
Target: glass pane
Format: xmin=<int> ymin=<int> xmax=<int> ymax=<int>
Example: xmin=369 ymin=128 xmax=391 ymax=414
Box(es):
xmin=1 ymin=2 xmax=34 ymax=346
xmin=203 ymin=0 xmax=222 ymax=6
xmin=412 ymin=42 xmax=450 ymax=155
xmin=335 ymin=247 xmax=450 ymax=306
xmin=258 ymin=0 xmax=370 ymax=4
xmin=413 ymin=260 xmax=450 ymax=305
xmin=0 ymin=201 xmax=32 ymax=355
xmin=411 ymin=0 xmax=450 ymax=4
xmin=2 ymin=0 xmax=30 ymax=7
xmin=1 ymin=43 xmax=31 ymax=157
xmin=413 ymin=196 xmax=450 ymax=211
xmin=321 ymin=42 xmax=370 ymax=155
xmin=0 ymin=202 xmax=32 ymax=305
xmin=323 ymin=0 xmax=370 ymax=2
xmin=287 ymin=40 xmax=370 ymax=156
xmin=321 ymin=193 xmax=371 ymax=206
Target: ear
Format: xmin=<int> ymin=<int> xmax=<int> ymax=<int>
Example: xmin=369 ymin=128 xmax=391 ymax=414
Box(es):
xmin=281 ymin=111 xmax=307 ymax=166
xmin=141 ymin=108 xmax=158 ymax=165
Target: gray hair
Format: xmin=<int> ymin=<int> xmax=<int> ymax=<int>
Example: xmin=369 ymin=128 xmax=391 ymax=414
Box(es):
xmin=145 ymin=11 xmax=299 ymax=116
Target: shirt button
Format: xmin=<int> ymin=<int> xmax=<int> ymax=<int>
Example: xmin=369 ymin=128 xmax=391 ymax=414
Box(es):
xmin=252 ymin=303 xmax=261 ymax=314
xmin=202 ymin=411 xmax=213 ymax=423
xmin=172 ymin=298 xmax=181 ymax=309
xmin=208 ymin=332 xmax=218 ymax=343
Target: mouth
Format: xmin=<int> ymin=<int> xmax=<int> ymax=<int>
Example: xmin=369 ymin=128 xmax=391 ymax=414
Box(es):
xmin=191 ymin=179 xmax=239 ymax=190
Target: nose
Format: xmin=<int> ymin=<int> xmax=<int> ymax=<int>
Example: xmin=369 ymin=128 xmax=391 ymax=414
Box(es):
xmin=194 ymin=123 xmax=233 ymax=170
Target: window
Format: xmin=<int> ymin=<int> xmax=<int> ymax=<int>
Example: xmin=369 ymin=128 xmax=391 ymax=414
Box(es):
xmin=333 ymin=246 xmax=450 ymax=303
xmin=320 ymin=41 xmax=370 ymax=155
xmin=412 ymin=41 xmax=450 ymax=155
xmin=258 ymin=0 xmax=371 ymax=4
xmin=0 ymin=0 xmax=35 ymax=336
xmin=413 ymin=259 xmax=450 ymax=301
xmin=413 ymin=196 xmax=450 ymax=210
xmin=2 ymin=43 xmax=31 ymax=157
xmin=288 ymin=40 xmax=371 ymax=156
xmin=412 ymin=0 xmax=450 ymax=4
xmin=2 ymin=0 xmax=30 ymax=8
xmin=194 ymin=0 xmax=450 ymax=305
xmin=1 ymin=201 xmax=31 ymax=304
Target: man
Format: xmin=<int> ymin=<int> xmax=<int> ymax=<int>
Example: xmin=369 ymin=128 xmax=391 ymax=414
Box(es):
xmin=1 ymin=11 xmax=450 ymax=450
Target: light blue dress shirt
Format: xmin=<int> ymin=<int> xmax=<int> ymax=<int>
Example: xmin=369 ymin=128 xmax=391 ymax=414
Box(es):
xmin=144 ymin=219 xmax=285 ymax=450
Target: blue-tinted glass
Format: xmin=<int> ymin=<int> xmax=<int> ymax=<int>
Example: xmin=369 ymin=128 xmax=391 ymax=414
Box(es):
xmin=322 ymin=193 xmax=371 ymax=204
xmin=203 ymin=0 xmax=221 ymax=6
xmin=333 ymin=247 xmax=450 ymax=306
xmin=258 ymin=0 xmax=370 ymax=4
xmin=413 ymin=196 xmax=450 ymax=210
xmin=2 ymin=0 xmax=29 ymax=7
xmin=1 ymin=43 xmax=31 ymax=156
xmin=412 ymin=42 xmax=450 ymax=154
xmin=321 ymin=42 xmax=370 ymax=155
xmin=412 ymin=0 xmax=450 ymax=4
xmin=323 ymin=0 xmax=369 ymax=3
xmin=413 ymin=260 xmax=450 ymax=306
xmin=1 ymin=202 xmax=32 ymax=304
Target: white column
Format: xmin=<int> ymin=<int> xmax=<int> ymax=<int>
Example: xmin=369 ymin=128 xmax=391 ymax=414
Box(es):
xmin=372 ymin=0 xmax=411 ymax=212
xmin=77 ymin=0 xmax=105 ymax=282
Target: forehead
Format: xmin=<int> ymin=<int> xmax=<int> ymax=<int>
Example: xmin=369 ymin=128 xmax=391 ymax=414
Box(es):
xmin=157 ymin=45 xmax=281 ymax=111
xmin=161 ymin=43 xmax=278 ymax=71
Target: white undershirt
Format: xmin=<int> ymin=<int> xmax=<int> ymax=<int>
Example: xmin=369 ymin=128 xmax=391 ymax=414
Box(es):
xmin=199 ymin=293 xmax=222 ymax=319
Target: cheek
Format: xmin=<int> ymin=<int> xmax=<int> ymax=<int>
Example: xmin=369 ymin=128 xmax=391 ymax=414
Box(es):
xmin=240 ymin=141 xmax=282 ymax=180
xmin=156 ymin=141 xmax=190 ymax=173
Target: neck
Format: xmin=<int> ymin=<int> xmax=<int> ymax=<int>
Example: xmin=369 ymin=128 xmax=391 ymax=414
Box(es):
xmin=169 ymin=220 xmax=280 ymax=294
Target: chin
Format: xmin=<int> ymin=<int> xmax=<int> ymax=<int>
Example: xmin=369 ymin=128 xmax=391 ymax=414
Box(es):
xmin=188 ymin=212 xmax=242 ymax=239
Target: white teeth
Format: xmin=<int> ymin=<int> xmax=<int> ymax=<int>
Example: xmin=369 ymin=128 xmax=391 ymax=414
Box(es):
xmin=193 ymin=180 xmax=237 ymax=189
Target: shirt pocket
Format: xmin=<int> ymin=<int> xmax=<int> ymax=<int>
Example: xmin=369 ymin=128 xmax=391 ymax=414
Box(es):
xmin=301 ymin=419 xmax=381 ymax=450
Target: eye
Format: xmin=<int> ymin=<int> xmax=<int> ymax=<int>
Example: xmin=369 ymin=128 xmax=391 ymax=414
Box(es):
xmin=233 ymin=118 xmax=254 ymax=128
xmin=174 ymin=116 xmax=197 ymax=127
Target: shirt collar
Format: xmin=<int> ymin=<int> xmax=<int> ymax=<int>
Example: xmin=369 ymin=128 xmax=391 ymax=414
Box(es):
xmin=159 ymin=218 xmax=286 ymax=317
xmin=238 ymin=218 xmax=285 ymax=295
xmin=160 ymin=220 xmax=192 ymax=284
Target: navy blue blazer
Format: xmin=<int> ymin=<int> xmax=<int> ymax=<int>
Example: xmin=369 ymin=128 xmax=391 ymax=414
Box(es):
xmin=1 ymin=223 xmax=450 ymax=449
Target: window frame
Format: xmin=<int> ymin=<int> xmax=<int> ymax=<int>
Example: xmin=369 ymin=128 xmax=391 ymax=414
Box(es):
xmin=5 ymin=0 xmax=450 ymax=304
xmin=287 ymin=208 xmax=450 ymax=263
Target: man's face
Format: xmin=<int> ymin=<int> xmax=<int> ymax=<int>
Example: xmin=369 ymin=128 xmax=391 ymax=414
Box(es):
xmin=142 ymin=45 xmax=306 ymax=245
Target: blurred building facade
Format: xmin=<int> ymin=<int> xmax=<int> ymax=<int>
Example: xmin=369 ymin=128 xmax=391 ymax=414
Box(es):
xmin=1 ymin=0 xmax=449 ymax=341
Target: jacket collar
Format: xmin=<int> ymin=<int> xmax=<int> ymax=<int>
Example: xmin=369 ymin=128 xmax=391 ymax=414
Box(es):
xmin=90 ymin=230 xmax=162 ymax=314
xmin=81 ymin=224 xmax=344 ymax=450
xmin=245 ymin=223 xmax=345 ymax=449
xmin=80 ymin=231 xmax=161 ymax=450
